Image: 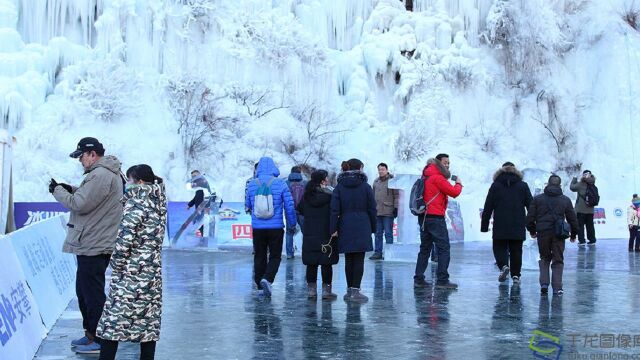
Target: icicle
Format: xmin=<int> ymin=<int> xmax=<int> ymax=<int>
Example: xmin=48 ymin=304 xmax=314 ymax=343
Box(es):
xmin=18 ymin=0 xmax=101 ymax=46
xmin=294 ymin=0 xmax=373 ymax=51
xmin=412 ymin=0 xmax=494 ymax=46
xmin=0 ymin=91 xmax=30 ymax=131
xmin=414 ymin=0 xmax=446 ymax=13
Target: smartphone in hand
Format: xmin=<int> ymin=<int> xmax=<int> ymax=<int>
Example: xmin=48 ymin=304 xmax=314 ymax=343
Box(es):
xmin=451 ymin=175 xmax=458 ymax=182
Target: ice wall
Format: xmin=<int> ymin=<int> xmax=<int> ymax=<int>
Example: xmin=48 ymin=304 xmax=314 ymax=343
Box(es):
xmin=1 ymin=0 xmax=87 ymax=132
xmin=8 ymin=0 xmax=640 ymax=204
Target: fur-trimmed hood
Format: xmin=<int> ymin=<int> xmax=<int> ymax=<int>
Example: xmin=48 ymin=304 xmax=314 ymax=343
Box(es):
xmin=423 ymin=158 xmax=451 ymax=179
xmin=493 ymin=165 xmax=523 ymax=187
xmin=337 ymin=170 xmax=368 ymax=188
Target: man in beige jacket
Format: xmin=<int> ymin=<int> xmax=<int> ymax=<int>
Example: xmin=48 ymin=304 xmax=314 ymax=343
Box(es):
xmin=370 ymin=162 xmax=399 ymax=260
xmin=49 ymin=137 xmax=123 ymax=354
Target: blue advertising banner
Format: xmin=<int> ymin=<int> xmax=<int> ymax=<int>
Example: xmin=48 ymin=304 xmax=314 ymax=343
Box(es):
xmin=14 ymin=202 xmax=68 ymax=230
xmin=168 ymin=202 xmax=254 ymax=249
xmin=215 ymin=202 xmax=254 ymax=247
xmin=15 ymin=201 xmax=276 ymax=250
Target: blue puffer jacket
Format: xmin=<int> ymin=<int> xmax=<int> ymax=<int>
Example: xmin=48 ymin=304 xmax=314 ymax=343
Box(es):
xmin=245 ymin=157 xmax=297 ymax=229
xmin=330 ymin=170 xmax=376 ymax=253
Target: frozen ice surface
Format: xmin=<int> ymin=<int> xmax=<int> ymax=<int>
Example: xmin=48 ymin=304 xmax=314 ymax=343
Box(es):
xmin=34 ymin=239 xmax=640 ymax=359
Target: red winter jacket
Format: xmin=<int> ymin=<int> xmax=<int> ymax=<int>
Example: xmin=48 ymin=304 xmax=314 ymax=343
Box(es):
xmin=422 ymin=159 xmax=463 ymax=216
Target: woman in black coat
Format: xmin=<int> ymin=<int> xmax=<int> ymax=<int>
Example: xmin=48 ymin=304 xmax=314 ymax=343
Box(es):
xmin=480 ymin=162 xmax=533 ymax=284
xmin=330 ymin=159 xmax=376 ymax=303
xmin=297 ymin=170 xmax=339 ymax=300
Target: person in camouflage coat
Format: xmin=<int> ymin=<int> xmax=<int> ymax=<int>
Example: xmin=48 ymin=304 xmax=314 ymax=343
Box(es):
xmin=97 ymin=165 xmax=166 ymax=360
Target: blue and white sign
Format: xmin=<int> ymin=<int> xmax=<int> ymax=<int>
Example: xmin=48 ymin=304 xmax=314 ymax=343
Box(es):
xmin=0 ymin=237 xmax=46 ymax=360
xmin=13 ymin=202 xmax=68 ymax=229
xmin=9 ymin=216 xmax=76 ymax=329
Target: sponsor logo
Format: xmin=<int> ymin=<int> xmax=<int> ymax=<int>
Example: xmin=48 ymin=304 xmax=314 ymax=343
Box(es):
xmin=614 ymin=208 xmax=624 ymax=218
xmin=218 ymin=208 xmax=240 ymax=221
xmin=23 ymin=211 xmax=67 ymax=227
xmin=231 ymin=224 xmax=253 ymax=240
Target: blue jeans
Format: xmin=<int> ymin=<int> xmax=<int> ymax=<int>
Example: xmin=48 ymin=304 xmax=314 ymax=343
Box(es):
xmin=285 ymin=215 xmax=304 ymax=257
xmin=414 ymin=216 xmax=450 ymax=284
xmin=374 ymin=216 xmax=394 ymax=253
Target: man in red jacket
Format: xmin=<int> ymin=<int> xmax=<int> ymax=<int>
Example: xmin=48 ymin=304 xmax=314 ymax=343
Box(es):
xmin=414 ymin=154 xmax=463 ymax=289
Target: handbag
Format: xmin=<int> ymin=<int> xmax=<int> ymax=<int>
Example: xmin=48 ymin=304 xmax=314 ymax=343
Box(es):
xmin=547 ymin=200 xmax=570 ymax=240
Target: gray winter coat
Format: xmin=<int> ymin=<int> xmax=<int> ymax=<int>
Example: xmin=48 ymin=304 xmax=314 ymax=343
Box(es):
xmin=569 ymin=176 xmax=596 ymax=214
xmin=373 ymin=175 xmax=399 ymax=217
xmin=53 ymin=156 xmax=124 ymax=256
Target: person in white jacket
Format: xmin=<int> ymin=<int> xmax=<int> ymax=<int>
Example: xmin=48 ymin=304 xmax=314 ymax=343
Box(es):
xmin=628 ymin=194 xmax=640 ymax=252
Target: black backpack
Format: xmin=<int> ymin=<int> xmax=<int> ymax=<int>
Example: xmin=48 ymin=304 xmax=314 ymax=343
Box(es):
xmin=583 ymin=184 xmax=600 ymax=207
xmin=409 ymin=176 xmax=426 ymax=216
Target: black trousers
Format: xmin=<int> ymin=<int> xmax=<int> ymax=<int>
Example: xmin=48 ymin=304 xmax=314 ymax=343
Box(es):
xmin=630 ymin=226 xmax=640 ymax=250
xmin=492 ymin=239 xmax=524 ymax=277
xmin=577 ymin=213 xmax=596 ymax=243
xmin=99 ymin=339 xmax=156 ymax=360
xmin=306 ymin=265 xmax=333 ymax=284
xmin=76 ymin=254 xmax=111 ymax=338
xmin=344 ymin=252 xmax=365 ymax=288
xmin=414 ymin=216 xmax=450 ymax=284
xmin=253 ymin=229 xmax=284 ymax=287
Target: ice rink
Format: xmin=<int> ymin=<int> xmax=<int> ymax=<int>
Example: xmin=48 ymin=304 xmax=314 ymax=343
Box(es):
xmin=34 ymin=239 xmax=640 ymax=359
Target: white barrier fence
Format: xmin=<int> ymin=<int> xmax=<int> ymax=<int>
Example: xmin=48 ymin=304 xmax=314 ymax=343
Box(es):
xmin=0 ymin=215 xmax=75 ymax=360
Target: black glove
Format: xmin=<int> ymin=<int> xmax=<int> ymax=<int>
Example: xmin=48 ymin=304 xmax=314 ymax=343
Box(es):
xmin=393 ymin=208 xmax=398 ymax=218
xmin=58 ymin=183 xmax=73 ymax=193
xmin=48 ymin=179 xmax=58 ymax=194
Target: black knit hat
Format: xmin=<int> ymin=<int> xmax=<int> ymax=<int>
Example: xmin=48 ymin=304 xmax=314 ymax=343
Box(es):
xmin=502 ymin=161 xmax=515 ymax=167
xmin=583 ymin=169 xmax=592 ymax=175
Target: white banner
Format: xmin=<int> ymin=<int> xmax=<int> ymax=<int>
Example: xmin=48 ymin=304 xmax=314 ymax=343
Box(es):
xmin=0 ymin=237 xmax=47 ymax=360
xmin=9 ymin=215 xmax=75 ymax=330
xmin=472 ymin=199 xmax=630 ymax=242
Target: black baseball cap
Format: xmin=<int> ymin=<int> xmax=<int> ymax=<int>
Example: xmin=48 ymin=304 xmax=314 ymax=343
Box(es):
xmin=69 ymin=137 xmax=104 ymax=158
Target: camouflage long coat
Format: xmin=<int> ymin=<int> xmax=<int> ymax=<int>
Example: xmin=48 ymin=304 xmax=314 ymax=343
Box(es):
xmin=97 ymin=182 xmax=167 ymax=342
